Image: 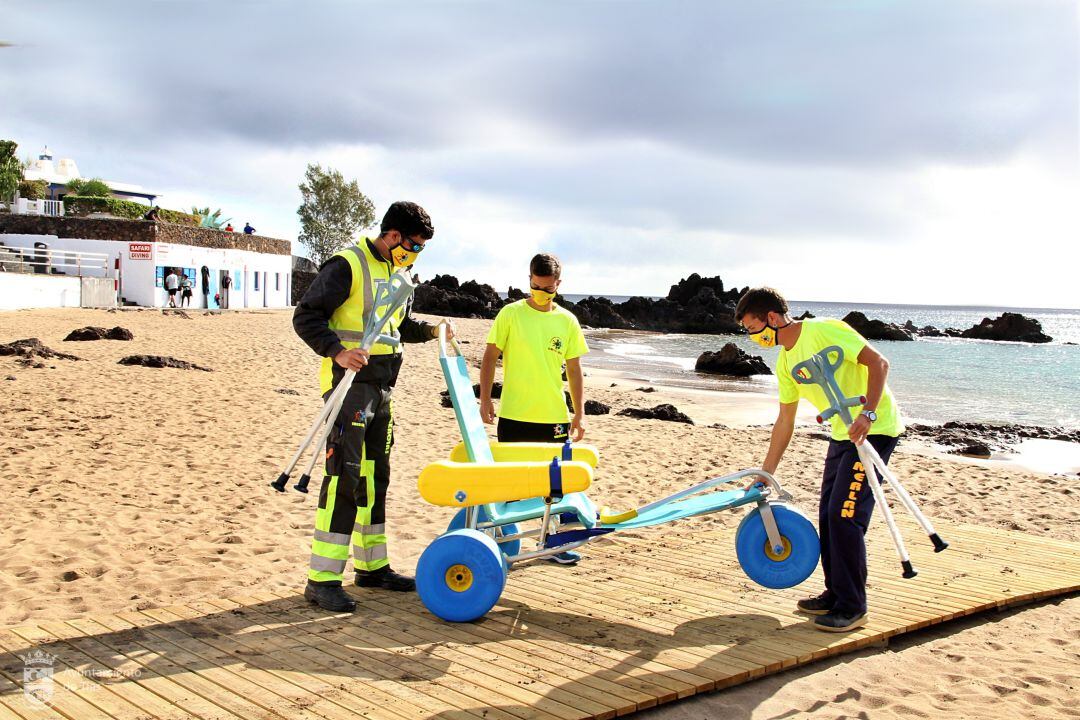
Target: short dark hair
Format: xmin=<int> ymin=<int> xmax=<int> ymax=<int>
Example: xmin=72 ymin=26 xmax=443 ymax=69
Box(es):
xmin=734 ymin=287 xmax=789 ymax=322
xmin=529 ymin=253 xmax=562 ymax=279
xmin=380 ymin=201 xmax=434 ymax=240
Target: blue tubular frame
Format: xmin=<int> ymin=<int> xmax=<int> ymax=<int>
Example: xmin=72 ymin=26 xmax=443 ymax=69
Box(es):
xmin=434 ymin=324 xmax=796 ymax=563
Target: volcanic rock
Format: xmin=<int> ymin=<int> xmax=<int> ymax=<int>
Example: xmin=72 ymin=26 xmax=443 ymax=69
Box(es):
xmin=616 ymin=403 xmax=694 ymax=424
xmin=64 ymin=326 xmax=134 ymax=341
xmin=959 ymin=313 xmax=1052 ymax=343
xmin=695 ymin=343 xmax=772 ymax=376
xmin=118 ymin=355 xmax=212 ymax=371
xmin=842 ymin=311 xmax=914 ymax=341
xmin=0 ymin=338 xmax=81 ymax=362
xmin=584 ymin=400 xmax=610 ymax=415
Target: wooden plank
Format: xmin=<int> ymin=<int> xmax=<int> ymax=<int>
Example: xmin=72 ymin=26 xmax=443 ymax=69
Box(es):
xmin=0 ymin=630 xmax=116 ymax=720
xmin=140 ymin=605 xmax=419 ymax=720
xmin=195 ymin=597 xmax=508 ymax=720
xmin=244 ymin=591 xmax=569 ymax=720
xmin=362 ymin=595 xmax=652 ymax=715
xmin=58 ymin=617 xmax=245 ymax=720
xmin=13 ymin=623 xmax=186 ymax=720
xmin=75 ymin=614 xmax=286 ymax=719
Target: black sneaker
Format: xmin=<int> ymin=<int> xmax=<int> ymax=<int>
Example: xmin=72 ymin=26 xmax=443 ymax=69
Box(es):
xmin=304 ymin=581 xmax=357 ymax=612
xmin=355 ymin=567 xmax=416 ymax=592
xmin=796 ymin=593 xmax=834 ymax=616
xmin=814 ymin=610 xmax=867 ymax=632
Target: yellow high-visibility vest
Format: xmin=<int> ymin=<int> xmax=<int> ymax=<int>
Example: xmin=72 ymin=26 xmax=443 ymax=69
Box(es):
xmin=319 ymin=239 xmax=407 ymax=394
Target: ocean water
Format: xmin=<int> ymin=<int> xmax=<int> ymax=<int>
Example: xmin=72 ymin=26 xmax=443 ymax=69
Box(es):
xmin=575 ymin=300 xmax=1080 ymax=429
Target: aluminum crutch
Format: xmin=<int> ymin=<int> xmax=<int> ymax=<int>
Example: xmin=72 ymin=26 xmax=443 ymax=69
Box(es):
xmin=791 ymin=346 xmax=948 ymax=578
xmin=272 ymin=270 xmax=416 ymax=492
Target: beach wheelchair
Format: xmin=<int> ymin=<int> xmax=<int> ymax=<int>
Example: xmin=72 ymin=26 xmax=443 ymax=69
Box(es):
xmin=414 ymin=327 xmax=821 ymax=622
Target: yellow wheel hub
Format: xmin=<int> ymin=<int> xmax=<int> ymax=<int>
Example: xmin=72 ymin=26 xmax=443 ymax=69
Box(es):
xmin=764 ymin=536 xmax=792 ymax=562
xmin=445 ymin=564 xmax=473 ymax=592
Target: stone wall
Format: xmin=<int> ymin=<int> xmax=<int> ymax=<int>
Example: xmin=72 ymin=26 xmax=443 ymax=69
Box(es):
xmin=0 ymin=216 xmax=290 ymax=256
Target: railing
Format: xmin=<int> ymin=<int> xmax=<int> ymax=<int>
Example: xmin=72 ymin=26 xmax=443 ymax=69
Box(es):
xmin=8 ymin=198 xmax=66 ymax=217
xmin=0 ymin=244 xmax=109 ymax=276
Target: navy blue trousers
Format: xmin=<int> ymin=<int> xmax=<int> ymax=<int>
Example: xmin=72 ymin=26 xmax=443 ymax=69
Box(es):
xmin=819 ymin=434 xmax=900 ymax=615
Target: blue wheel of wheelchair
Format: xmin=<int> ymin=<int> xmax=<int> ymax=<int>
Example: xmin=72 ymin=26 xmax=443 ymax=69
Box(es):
xmin=447 ymin=507 xmax=521 ymax=559
xmin=735 ymin=503 xmax=819 ymax=589
xmin=416 ymin=529 xmax=507 ymax=622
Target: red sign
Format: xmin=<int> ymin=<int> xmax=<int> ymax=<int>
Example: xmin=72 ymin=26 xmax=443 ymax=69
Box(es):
xmin=129 ymin=243 xmax=151 ymax=260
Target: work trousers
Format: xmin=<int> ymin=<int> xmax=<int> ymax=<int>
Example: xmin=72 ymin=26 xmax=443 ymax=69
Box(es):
xmin=819 ymin=434 xmax=900 ymax=615
xmin=308 ymin=381 xmax=394 ymax=585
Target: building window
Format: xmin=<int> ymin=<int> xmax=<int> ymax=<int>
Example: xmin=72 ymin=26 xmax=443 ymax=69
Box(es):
xmin=155 ymin=266 xmax=165 ymax=288
xmin=254 ymin=272 xmax=259 ymax=291
xmin=275 ymin=272 xmax=280 ymax=291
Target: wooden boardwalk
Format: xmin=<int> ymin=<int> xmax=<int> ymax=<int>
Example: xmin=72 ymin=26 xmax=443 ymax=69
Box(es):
xmin=2 ymin=519 xmax=1077 ymax=720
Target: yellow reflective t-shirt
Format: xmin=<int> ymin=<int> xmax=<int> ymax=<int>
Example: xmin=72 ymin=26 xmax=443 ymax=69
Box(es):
xmin=776 ymin=318 xmax=904 ymax=441
xmin=486 ymin=299 xmax=589 ymax=423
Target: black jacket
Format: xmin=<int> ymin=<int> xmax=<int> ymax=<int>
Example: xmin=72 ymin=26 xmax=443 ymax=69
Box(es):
xmin=293 ymin=240 xmax=433 ymax=388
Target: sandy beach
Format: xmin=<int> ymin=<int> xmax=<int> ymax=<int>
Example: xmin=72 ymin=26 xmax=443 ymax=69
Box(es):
xmin=1 ymin=307 xmax=1076 ymax=719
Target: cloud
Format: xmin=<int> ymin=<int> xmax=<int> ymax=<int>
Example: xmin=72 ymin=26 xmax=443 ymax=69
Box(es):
xmin=2 ymin=0 xmax=1076 ymax=307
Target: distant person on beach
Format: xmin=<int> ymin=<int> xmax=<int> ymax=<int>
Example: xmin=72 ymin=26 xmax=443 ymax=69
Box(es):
xmin=164 ymin=269 xmax=179 ymax=308
xmin=224 ymin=223 xmax=234 ymax=232
xmin=143 ymin=206 xmax=161 ymax=221
xmin=221 ymin=272 xmax=232 ymax=309
xmin=735 ymin=287 xmax=903 ymax=633
xmin=243 ymin=222 xmax=256 ymax=235
xmin=180 ymin=274 xmax=193 ymax=307
xmin=292 ymin=201 xmax=452 ymax=613
xmin=480 ymin=252 xmax=589 ymax=564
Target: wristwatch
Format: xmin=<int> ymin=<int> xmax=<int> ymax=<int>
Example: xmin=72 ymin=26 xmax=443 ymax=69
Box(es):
xmin=861 ymin=410 xmax=878 ymax=423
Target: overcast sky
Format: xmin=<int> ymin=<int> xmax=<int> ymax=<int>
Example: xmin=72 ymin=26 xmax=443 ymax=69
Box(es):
xmin=4 ymin=1 xmax=1078 ymax=307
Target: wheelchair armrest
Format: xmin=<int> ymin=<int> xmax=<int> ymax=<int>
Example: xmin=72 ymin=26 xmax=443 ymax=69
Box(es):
xmin=449 ymin=441 xmax=600 ymax=468
xmin=418 ymin=459 xmax=593 ymax=507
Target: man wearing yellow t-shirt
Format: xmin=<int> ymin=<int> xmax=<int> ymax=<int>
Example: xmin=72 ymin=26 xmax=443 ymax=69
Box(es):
xmin=481 ymin=253 xmax=589 ymax=563
xmin=735 ymin=287 xmax=903 ymax=633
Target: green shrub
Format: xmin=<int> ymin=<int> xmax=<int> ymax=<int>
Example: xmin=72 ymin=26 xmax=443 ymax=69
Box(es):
xmin=63 ymin=195 xmax=200 ymax=225
xmin=18 ymin=179 xmax=49 ymax=201
xmin=66 ymin=177 xmax=112 ymax=197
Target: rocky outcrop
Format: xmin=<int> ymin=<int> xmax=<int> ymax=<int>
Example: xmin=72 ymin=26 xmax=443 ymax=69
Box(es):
xmin=795 ymin=310 xmax=815 ymax=320
xmin=906 ymin=421 xmax=1080 ymax=453
xmin=440 ymin=381 xmax=502 ymax=407
xmin=0 ymin=338 xmax=81 ymax=362
xmin=960 ymin=313 xmax=1052 ymax=343
xmin=413 ymin=273 xmax=747 ymax=335
xmin=64 ymin=326 xmax=133 ymax=341
xmin=565 ymin=275 xmax=744 ymax=334
xmin=413 ymin=274 xmax=504 ymax=319
xmin=118 ymin=355 xmax=212 ymax=371
xmin=842 ymin=311 xmax=914 ymax=341
xmin=695 ymin=343 xmax=771 ymax=376
xmin=616 ymin=404 xmax=694 ymax=424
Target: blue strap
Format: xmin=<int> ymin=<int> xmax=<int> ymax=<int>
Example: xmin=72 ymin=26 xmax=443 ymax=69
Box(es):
xmin=561 ymin=441 xmax=573 ymax=461
xmin=548 ymin=458 xmax=564 ymax=499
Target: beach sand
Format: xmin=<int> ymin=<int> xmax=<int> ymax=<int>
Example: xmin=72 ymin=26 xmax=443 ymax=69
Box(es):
xmin=1 ymin=308 xmax=1076 ymax=719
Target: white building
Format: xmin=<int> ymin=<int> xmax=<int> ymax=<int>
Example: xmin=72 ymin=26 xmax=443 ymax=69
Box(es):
xmin=22 ymin=146 xmax=160 ymax=206
xmin=0 ymin=217 xmax=292 ymax=310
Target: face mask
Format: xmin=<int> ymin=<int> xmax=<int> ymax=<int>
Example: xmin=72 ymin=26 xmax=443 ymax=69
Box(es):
xmin=530 ymin=288 xmax=557 ymax=305
xmin=748 ymin=320 xmax=789 ymax=348
xmin=389 ymin=244 xmax=419 ymax=268
xmin=385 ymin=234 xmax=423 ymax=268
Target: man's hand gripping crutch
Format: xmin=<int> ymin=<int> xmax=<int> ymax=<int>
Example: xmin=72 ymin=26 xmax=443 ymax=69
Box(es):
xmin=791 ymin=346 xmax=949 ymax=578
xmin=271 ymin=270 xmax=417 ymax=493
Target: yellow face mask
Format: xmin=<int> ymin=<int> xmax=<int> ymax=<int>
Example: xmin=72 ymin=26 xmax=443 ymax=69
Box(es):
xmin=748 ymin=320 xmax=789 ymax=348
xmin=530 ymin=288 xmax=557 ymax=305
xmin=387 ymin=235 xmax=424 ymax=268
